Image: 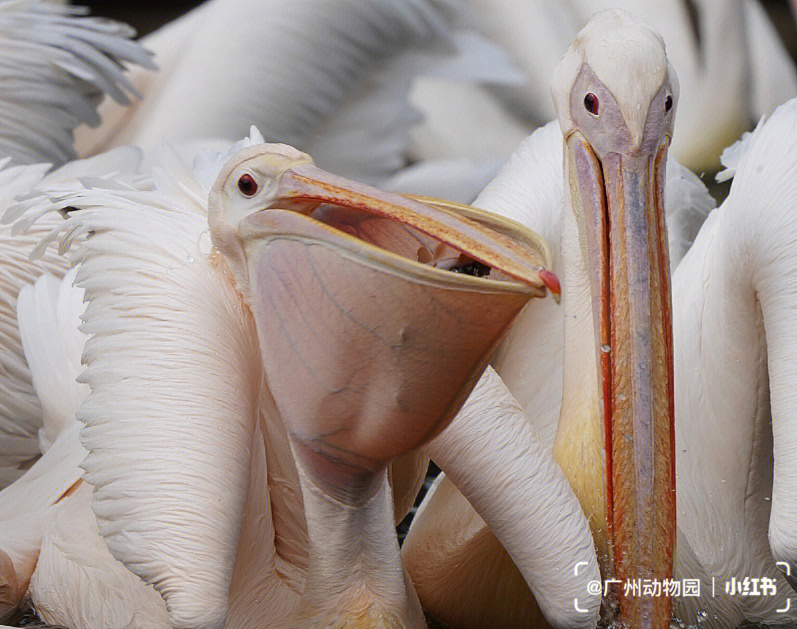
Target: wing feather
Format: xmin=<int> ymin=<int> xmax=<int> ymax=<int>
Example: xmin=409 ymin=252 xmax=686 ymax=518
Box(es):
xmin=0 ymin=0 xmax=154 ymax=166
xmin=0 ymin=148 xmax=141 ymax=486
xmin=10 ymin=149 xmax=264 ymax=629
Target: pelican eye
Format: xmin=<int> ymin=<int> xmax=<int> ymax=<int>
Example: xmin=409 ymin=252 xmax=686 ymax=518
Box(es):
xmin=584 ymin=93 xmax=599 ymax=115
xmin=665 ymin=95 xmax=673 ymax=112
xmin=237 ymin=174 xmax=258 ymax=196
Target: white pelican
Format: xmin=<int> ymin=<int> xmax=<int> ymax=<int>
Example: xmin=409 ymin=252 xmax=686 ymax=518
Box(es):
xmin=3 ymin=135 xmax=602 ymax=629
xmin=405 ymin=11 xmax=797 ymax=629
xmin=409 ymin=0 xmax=797 ymax=173
xmin=0 ymin=0 xmax=151 ymax=489
xmin=0 ymin=6 xmax=504 ymax=613
xmin=406 ymin=10 xmax=685 ymax=628
xmin=669 ymin=97 xmax=797 ymax=628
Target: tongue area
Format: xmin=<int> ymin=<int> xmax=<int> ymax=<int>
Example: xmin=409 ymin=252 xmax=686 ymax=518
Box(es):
xmin=283 ymin=165 xmax=554 ymax=290
xmin=311 ymin=204 xmax=492 ymax=275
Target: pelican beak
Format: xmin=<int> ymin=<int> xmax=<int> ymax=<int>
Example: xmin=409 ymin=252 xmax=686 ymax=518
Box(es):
xmin=238 ymin=163 xmax=558 ymax=502
xmin=566 ymin=132 xmax=675 ymax=627
xmin=265 ymin=161 xmax=558 ymax=292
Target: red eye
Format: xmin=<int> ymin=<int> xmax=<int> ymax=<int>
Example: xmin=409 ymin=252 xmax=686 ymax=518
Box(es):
xmin=665 ymin=95 xmax=673 ymax=112
xmin=584 ymin=93 xmax=599 ymax=115
xmin=238 ymin=174 xmax=257 ymax=196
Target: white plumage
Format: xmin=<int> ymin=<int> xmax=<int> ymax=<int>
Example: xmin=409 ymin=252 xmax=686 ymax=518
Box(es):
xmin=672 ymin=97 xmax=797 ymax=627
xmin=0 ymin=147 xmax=142 ymax=490
xmin=0 ymin=268 xmax=88 ymax=621
xmin=74 ymin=0 xmax=521 ymax=204
xmin=0 ymin=0 xmax=153 ymax=166
xmin=0 ymin=0 xmax=151 ymax=490
xmin=0 ymin=269 xmax=170 ymax=628
xmin=17 ymin=268 xmax=89 ymax=453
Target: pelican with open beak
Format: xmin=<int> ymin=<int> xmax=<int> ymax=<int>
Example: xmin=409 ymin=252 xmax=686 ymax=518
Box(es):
xmin=207 ymin=143 xmax=557 ymax=626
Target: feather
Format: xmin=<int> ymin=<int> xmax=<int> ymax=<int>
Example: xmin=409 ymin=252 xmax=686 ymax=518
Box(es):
xmin=31 ymin=482 xmax=171 ymax=629
xmin=0 ymin=421 xmax=85 ymax=620
xmin=17 ymin=268 xmax=89 ymax=454
xmin=0 ymin=269 xmax=90 ymax=620
xmin=11 ymin=150 xmax=265 ymax=628
xmin=664 ymin=157 xmax=715 ymax=268
xmin=0 ymin=148 xmax=142 ymax=488
xmin=715 ymin=129 xmax=755 ymax=184
xmin=0 ymin=172 xmax=69 ymax=484
xmin=0 ymin=0 xmax=154 ymax=166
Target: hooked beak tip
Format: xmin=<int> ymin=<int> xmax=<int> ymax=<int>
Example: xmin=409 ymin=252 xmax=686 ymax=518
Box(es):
xmin=539 ymin=269 xmax=561 ymax=303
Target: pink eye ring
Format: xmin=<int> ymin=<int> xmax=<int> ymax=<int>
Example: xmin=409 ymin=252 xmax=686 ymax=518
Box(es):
xmin=238 ymin=174 xmax=258 ymax=196
xmin=584 ymin=93 xmax=599 ymax=115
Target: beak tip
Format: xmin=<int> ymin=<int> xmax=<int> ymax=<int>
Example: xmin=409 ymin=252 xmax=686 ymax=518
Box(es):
xmin=539 ymin=269 xmax=561 ymax=303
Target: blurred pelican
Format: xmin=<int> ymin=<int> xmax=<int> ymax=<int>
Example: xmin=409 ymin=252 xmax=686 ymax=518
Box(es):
xmin=73 ymin=0 xmax=519 ymax=203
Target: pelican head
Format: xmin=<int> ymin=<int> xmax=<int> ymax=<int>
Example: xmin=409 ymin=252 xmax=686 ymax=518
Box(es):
xmin=551 ymin=10 xmax=677 ymax=628
xmin=208 ymin=143 xmax=557 ymax=622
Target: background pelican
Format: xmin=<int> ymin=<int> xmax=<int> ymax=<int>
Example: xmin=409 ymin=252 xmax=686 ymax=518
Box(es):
xmin=72 ymin=0 xmax=520 ymax=204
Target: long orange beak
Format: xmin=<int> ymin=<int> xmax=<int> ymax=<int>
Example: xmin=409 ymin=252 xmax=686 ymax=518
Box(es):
xmin=566 ymin=132 xmax=676 ymax=627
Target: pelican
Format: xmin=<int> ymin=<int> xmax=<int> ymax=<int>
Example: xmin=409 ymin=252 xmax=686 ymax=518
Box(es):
xmin=668 ymin=97 xmax=797 ymax=627
xmin=409 ymin=0 xmax=797 ymax=173
xmin=406 ymin=11 xmax=683 ymax=628
xmin=2 ymin=134 xmax=603 ymax=628
xmin=404 ymin=10 xmax=797 ymax=629
xmin=0 ymin=0 xmax=151 ymax=488
xmin=0 ymin=3 xmax=506 ymax=615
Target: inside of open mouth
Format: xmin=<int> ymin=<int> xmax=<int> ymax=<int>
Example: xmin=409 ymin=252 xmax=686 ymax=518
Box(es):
xmin=309 ymin=203 xmax=509 ymax=280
